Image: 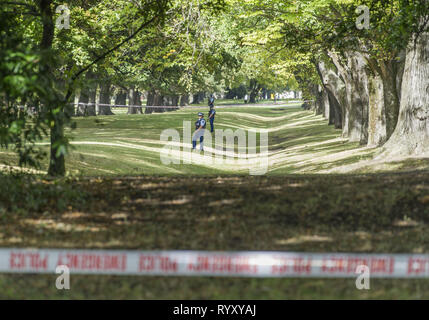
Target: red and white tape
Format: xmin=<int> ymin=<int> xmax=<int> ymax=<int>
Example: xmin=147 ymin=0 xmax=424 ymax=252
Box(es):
xmin=1 ymin=249 xmax=429 ymax=278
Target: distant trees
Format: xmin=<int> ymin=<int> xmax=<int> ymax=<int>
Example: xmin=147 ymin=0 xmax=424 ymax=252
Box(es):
xmin=236 ymin=0 xmax=429 ymax=155
xmin=1 ymin=0 xmax=171 ymax=176
xmin=1 ymin=0 xmax=428 ymax=177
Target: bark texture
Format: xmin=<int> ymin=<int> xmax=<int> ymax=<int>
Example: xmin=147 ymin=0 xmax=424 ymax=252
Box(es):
xmin=128 ymin=88 xmax=143 ymax=114
xmin=316 ymin=60 xmax=344 ymax=129
xmin=367 ymin=72 xmax=387 ymax=147
xmin=330 ymin=51 xmax=369 ymax=144
xmin=382 ymin=28 xmax=429 ymax=156
xmin=99 ymin=82 xmax=114 ymax=115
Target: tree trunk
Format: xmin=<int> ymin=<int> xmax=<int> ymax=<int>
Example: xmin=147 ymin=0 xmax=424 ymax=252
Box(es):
xmin=99 ymin=82 xmax=114 ymax=115
xmin=164 ymin=95 xmax=179 ymax=112
xmin=38 ymin=0 xmax=65 ymax=176
xmin=115 ymin=89 xmax=127 ymax=106
xmin=382 ymin=27 xmax=429 ymax=156
xmin=171 ymin=95 xmax=179 ymax=106
xmin=327 ymin=90 xmax=342 ymax=129
xmin=249 ymin=79 xmax=260 ymax=104
xmin=330 ymin=51 xmax=369 ymax=144
xmin=323 ymin=88 xmax=330 ymax=120
xmin=379 ymin=55 xmax=405 ymax=139
xmin=145 ymin=89 xmax=155 ymax=114
xmin=87 ymin=84 xmax=96 ymax=116
xmin=179 ymin=94 xmax=189 ymax=106
xmin=348 ymin=51 xmax=369 ymax=145
xmin=128 ymin=88 xmax=143 ymax=114
xmin=192 ymin=92 xmax=205 ymax=104
xmin=316 ymin=60 xmax=344 ymax=129
xmin=76 ymin=87 xmax=89 ymax=116
xmin=367 ymin=72 xmax=387 ymax=147
xmin=145 ymin=90 xmax=166 ymax=113
xmin=153 ymin=93 xmax=166 ymax=113
xmin=313 ymin=85 xmax=325 ymax=115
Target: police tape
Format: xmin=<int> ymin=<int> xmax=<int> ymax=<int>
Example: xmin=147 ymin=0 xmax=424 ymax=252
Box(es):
xmin=70 ymin=102 xmax=300 ymax=109
xmin=1 ymin=249 xmax=428 ymax=278
xmin=72 ymin=103 xmax=181 ymax=109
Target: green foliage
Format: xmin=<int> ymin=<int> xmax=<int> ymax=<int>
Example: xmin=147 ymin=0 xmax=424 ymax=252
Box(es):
xmin=0 ymin=10 xmax=51 ymax=168
xmin=1 ymin=0 xmax=428 ymax=173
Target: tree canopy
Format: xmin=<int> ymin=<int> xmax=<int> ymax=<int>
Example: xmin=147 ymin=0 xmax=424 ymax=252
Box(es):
xmin=1 ymin=0 xmax=428 ymax=175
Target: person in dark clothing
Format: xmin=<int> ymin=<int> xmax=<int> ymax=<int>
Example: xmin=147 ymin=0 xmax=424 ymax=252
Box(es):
xmin=192 ymin=112 xmax=206 ymax=151
xmin=208 ymin=94 xmax=215 ymax=108
xmin=208 ymin=106 xmax=216 ymax=133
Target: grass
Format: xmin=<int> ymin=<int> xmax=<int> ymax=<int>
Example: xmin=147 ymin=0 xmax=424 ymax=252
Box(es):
xmin=1 ymin=99 xmax=429 ymax=299
xmin=1 ymin=100 xmax=388 ymax=176
xmin=0 ymin=173 xmax=429 ymax=299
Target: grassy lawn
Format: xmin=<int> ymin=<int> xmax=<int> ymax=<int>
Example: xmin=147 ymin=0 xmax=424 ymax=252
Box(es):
xmin=0 ymin=100 xmax=392 ymax=176
xmin=0 ymin=173 xmax=429 ymax=299
xmin=1 ymin=100 xmax=429 ymax=299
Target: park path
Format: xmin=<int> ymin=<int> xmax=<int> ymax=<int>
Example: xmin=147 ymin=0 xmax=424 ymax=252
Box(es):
xmin=69 ymin=104 xmax=375 ymax=174
xmin=2 ymin=102 xmax=379 ymax=175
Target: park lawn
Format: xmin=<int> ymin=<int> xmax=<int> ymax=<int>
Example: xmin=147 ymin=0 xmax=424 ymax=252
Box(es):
xmin=1 ymin=101 xmax=429 ymax=299
xmin=0 ymin=173 xmax=429 ymax=299
xmin=0 ymin=101 xmax=387 ymax=176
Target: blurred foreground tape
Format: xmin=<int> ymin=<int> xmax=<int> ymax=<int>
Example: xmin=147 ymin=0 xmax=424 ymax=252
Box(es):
xmin=0 ymin=249 xmax=428 ymax=278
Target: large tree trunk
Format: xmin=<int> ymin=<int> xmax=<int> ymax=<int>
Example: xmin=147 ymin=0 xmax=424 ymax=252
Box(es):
xmin=313 ymin=85 xmax=325 ymax=115
xmin=379 ymin=54 xmax=405 ymax=140
xmin=316 ymin=60 xmax=344 ymax=129
xmin=145 ymin=89 xmax=155 ymax=114
xmin=128 ymin=88 xmax=143 ymax=114
xmin=322 ymin=87 xmax=329 ymax=119
xmin=165 ymin=95 xmax=180 ymax=112
xmin=76 ymin=73 xmax=96 ymax=116
xmin=192 ymin=92 xmax=205 ymax=104
xmin=367 ymin=71 xmax=387 ymax=147
xmin=145 ymin=89 xmax=166 ymax=113
xmin=179 ymin=94 xmax=189 ymax=106
xmin=76 ymin=87 xmax=89 ymax=116
xmin=87 ymin=83 xmax=96 ymax=116
xmin=249 ymin=79 xmax=260 ymax=103
xmin=330 ymin=51 xmax=369 ymax=144
xmin=327 ymin=90 xmax=342 ymax=129
xmin=171 ymin=95 xmax=179 ymax=106
xmin=348 ymin=51 xmax=369 ymax=144
xmin=382 ymin=27 xmax=429 ymax=156
xmin=99 ymin=82 xmax=114 ymax=115
xmin=115 ymin=89 xmax=127 ymax=106
xmin=153 ymin=93 xmax=166 ymax=113
xmin=38 ymin=0 xmax=65 ymax=176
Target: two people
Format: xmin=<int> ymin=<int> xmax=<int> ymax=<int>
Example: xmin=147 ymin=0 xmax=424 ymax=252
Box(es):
xmin=192 ymin=94 xmax=216 ymax=151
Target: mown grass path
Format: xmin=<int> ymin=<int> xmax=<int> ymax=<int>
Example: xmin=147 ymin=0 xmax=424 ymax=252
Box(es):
xmin=1 ymin=102 xmax=388 ymax=175
xmin=1 ymin=102 xmax=429 ymax=298
xmin=0 ymin=173 xmax=429 ymax=298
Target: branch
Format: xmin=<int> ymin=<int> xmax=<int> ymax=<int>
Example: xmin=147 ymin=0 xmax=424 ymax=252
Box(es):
xmin=3 ymin=1 xmax=38 ymax=11
xmin=64 ymin=15 xmax=159 ymax=102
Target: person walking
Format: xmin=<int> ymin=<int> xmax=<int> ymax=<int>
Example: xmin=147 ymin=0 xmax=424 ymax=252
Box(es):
xmin=208 ymin=94 xmax=215 ymax=108
xmin=208 ymin=106 xmax=216 ymax=133
xmin=192 ymin=112 xmax=206 ymax=151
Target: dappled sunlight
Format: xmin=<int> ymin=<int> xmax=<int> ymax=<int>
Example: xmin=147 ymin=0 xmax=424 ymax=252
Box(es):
xmin=4 ymin=103 xmax=422 ymax=176
xmin=208 ymin=199 xmax=242 ymax=207
xmin=129 ymin=196 xmax=193 ymax=206
xmin=275 ymin=235 xmax=333 ymax=245
xmin=22 ymin=218 xmax=105 ymax=232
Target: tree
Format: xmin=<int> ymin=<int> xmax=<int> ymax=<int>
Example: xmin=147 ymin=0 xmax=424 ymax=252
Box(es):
xmin=382 ymin=5 xmax=429 ymax=156
xmin=1 ymin=0 xmax=172 ymax=176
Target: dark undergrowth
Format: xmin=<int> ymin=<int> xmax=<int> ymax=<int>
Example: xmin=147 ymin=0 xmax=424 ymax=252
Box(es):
xmin=0 ymin=172 xmax=428 ymax=298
